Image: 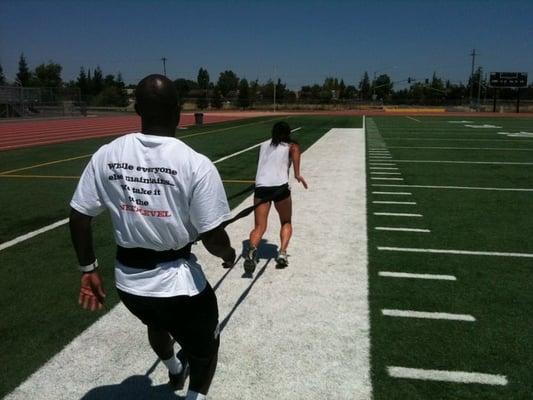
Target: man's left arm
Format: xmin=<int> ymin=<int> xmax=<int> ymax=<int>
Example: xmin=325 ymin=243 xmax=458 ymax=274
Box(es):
xmin=69 ymin=208 xmax=106 ymax=311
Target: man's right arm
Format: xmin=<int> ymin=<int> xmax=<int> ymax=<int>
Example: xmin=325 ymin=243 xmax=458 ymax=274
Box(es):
xmin=200 ymin=225 xmax=236 ymax=267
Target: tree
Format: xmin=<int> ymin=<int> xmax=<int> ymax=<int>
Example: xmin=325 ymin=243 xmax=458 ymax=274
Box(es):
xmin=34 ymin=62 xmax=62 ymax=87
xmin=217 ymin=70 xmax=239 ymax=97
xmin=197 ymin=68 xmax=210 ymax=90
xmin=211 ymin=85 xmax=223 ymax=109
xmin=344 ymin=85 xmax=358 ymax=99
xmin=77 ymin=67 xmax=89 ymax=98
xmin=196 ymin=68 xmax=210 ymax=109
xmin=338 ymin=79 xmax=346 ymax=99
xmin=237 ymin=78 xmax=250 ymax=109
xmin=373 ymin=74 xmax=393 ymax=100
xmin=359 ymin=72 xmax=371 ymax=100
xmin=92 ymin=66 xmax=104 ymax=95
xmin=174 ymin=78 xmax=198 ymax=102
xmin=0 ymin=63 xmax=5 ymax=85
xmin=16 ymin=53 xmax=32 ymax=86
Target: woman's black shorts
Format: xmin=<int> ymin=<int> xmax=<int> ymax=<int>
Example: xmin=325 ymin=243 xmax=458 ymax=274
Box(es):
xmin=254 ymin=183 xmax=291 ymax=203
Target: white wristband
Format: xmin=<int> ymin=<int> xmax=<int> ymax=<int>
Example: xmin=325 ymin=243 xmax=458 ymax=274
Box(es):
xmin=78 ymin=259 xmax=98 ymax=273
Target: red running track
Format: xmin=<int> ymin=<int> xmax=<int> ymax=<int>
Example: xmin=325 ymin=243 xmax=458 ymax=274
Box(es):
xmin=0 ymin=113 xmax=244 ymax=151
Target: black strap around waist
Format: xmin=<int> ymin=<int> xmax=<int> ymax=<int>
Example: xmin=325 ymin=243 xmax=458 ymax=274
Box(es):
xmin=116 ymin=244 xmax=192 ymax=269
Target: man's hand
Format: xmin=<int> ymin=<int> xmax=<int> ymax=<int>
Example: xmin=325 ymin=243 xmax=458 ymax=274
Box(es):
xmin=296 ymin=175 xmax=308 ymax=189
xmin=79 ymin=271 xmax=106 ymax=311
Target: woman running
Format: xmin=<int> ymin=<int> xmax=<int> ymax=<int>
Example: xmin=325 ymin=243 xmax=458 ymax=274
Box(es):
xmin=244 ymin=121 xmax=308 ymax=273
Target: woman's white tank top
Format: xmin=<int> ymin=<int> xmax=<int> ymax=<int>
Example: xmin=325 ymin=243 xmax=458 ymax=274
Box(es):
xmin=255 ymin=140 xmax=291 ymax=187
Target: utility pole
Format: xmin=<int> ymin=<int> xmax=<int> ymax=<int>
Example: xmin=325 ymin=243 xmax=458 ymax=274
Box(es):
xmin=273 ymin=65 xmax=277 ymax=112
xmin=161 ymin=57 xmax=167 ymax=76
xmin=469 ymin=49 xmax=476 ymax=107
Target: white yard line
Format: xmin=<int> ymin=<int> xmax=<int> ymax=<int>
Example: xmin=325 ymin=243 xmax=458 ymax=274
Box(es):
xmin=379 ymin=271 xmax=455 ymax=280
xmin=405 ymin=116 xmax=421 ymax=123
xmin=371 ymin=177 xmax=404 ymax=181
xmin=385 ymin=137 xmax=533 ymax=143
xmin=372 ymin=191 xmax=412 ymax=195
xmin=378 ymin=246 xmax=533 ymax=258
xmin=369 ymin=163 xmax=396 ymax=166
xmin=372 ymin=201 xmax=416 ymax=205
xmin=387 ymin=160 xmax=533 ymax=165
xmin=382 ymin=309 xmax=475 ymax=321
xmin=0 ymin=129 xmax=301 ymax=253
xmin=372 ymin=183 xmax=533 ymax=192
xmin=5 ymin=127 xmax=372 ymax=400
xmin=370 ymin=172 xmax=401 ymax=175
xmin=375 ymin=227 xmax=428 ymax=232
xmin=374 ymin=212 xmax=422 ymax=217
xmin=388 ymin=367 xmax=507 ymax=385
xmin=369 ymin=167 xmax=399 ymax=170
xmin=387 ymin=146 xmax=533 ymax=151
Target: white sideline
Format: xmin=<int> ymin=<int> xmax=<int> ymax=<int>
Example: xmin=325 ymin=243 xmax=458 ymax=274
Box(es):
xmin=370 ymin=172 xmax=401 ymax=175
xmin=0 ymin=128 xmax=302 ymax=253
xmin=387 ymin=159 xmax=533 ymax=165
xmin=382 ymin=309 xmax=475 ymax=321
xmin=388 ymin=145 xmax=533 ymax=151
xmin=379 ymin=271 xmax=456 ymax=280
xmin=371 ymin=177 xmax=404 ymax=181
xmin=372 ymin=201 xmax=415 ymax=205
xmin=378 ymin=246 xmax=533 ymax=258
xmin=388 ymin=366 xmax=507 ymax=385
xmin=5 ymin=127 xmax=371 ymax=400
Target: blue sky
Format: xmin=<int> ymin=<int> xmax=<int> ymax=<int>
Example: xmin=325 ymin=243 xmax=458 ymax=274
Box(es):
xmin=1 ymin=0 xmax=532 ymax=89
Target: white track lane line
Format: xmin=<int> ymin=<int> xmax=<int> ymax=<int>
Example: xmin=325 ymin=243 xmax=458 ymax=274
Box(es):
xmin=375 ymin=227 xmax=428 ymax=232
xmin=405 ymin=116 xmax=421 ymax=123
xmin=372 ymin=191 xmax=412 ymax=195
xmin=378 ymin=246 xmax=533 ymax=258
xmin=379 ymin=271 xmax=455 ymax=280
xmin=372 ymin=184 xmax=533 ymax=192
xmin=0 ymin=128 xmax=303 ymax=252
xmin=374 ymin=212 xmax=422 ymax=217
xmin=388 ymin=367 xmax=507 ymax=385
xmin=382 ymin=309 xmax=475 ymax=321
xmin=0 ymin=218 xmax=69 ymax=251
xmin=373 ymin=201 xmax=416 ymax=205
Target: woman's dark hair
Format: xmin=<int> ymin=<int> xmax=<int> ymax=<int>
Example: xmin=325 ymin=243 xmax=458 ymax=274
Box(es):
xmin=271 ymin=121 xmax=298 ymax=146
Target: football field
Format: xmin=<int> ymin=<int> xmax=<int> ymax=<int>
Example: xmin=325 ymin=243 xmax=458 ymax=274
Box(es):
xmin=1 ymin=113 xmax=533 ymax=399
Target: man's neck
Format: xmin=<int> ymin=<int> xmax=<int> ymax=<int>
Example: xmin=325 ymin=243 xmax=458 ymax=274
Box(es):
xmin=141 ymin=123 xmax=175 ymax=137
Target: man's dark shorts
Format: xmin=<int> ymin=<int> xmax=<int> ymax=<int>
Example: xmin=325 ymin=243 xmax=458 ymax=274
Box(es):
xmin=254 ymin=183 xmax=290 ymax=203
xmin=117 ymin=284 xmax=219 ymax=358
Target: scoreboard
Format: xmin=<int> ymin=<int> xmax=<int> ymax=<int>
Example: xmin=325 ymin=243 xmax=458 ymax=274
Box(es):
xmin=489 ymin=72 xmax=528 ymax=88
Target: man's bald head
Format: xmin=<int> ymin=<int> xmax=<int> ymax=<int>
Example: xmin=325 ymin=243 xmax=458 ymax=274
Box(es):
xmin=135 ymin=74 xmax=180 ymax=130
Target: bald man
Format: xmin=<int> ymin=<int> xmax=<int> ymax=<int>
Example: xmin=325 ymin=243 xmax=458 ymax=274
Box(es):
xmin=69 ymin=74 xmax=235 ymax=400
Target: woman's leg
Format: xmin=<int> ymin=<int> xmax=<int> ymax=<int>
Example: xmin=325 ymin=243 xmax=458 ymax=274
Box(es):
xmin=274 ymin=196 xmax=292 ymax=252
xmin=249 ymin=199 xmax=271 ymax=248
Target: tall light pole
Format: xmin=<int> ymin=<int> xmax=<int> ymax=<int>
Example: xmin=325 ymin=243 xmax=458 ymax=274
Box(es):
xmin=469 ymin=49 xmax=477 ymax=107
xmin=161 ymin=57 xmax=167 ymax=76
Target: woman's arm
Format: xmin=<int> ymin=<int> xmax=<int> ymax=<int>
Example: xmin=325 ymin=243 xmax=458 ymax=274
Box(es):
xmin=289 ymin=143 xmax=308 ymax=189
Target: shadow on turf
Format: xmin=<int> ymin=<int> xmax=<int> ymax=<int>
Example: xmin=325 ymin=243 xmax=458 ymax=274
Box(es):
xmin=80 ymin=375 xmax=183 ymax=399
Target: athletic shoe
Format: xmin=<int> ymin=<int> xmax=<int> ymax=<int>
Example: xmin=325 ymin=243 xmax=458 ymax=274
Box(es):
xmin=168 ymin=350 xmax=189 ymax=391
xmin=244 ymin=246 xmax=257 ymax=273
xmin=276 ymin=251 xmax=288 ymax=268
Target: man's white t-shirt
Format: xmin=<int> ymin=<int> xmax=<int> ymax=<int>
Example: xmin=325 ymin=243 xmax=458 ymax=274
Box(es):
xmin=70 ymin=133 xmax=231 ymax=298
xmin=255 ymin=140 xmax=291 ymax=187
